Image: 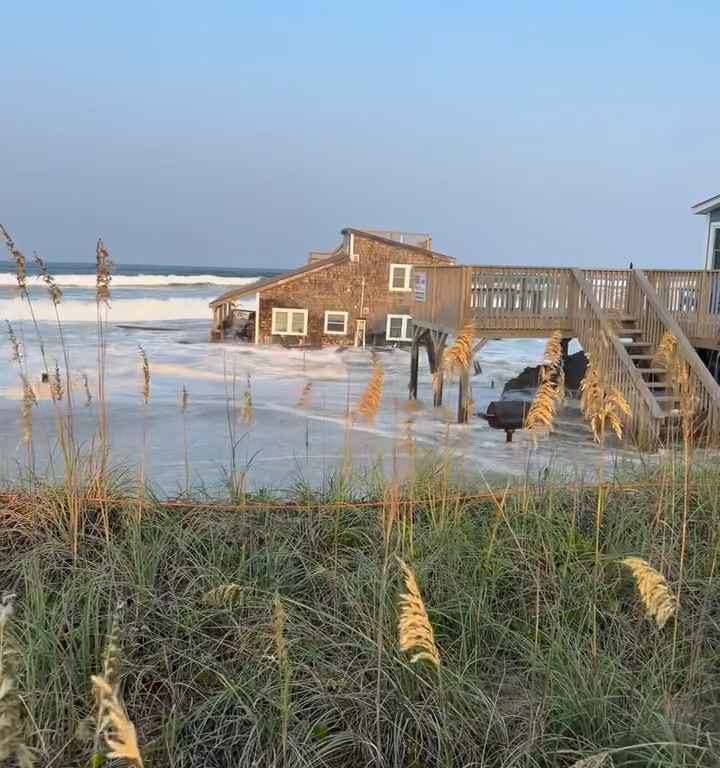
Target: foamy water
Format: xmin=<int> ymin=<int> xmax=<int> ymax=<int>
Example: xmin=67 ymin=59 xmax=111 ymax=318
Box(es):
xmin=0 ymin=263 xmax=637 ymax=492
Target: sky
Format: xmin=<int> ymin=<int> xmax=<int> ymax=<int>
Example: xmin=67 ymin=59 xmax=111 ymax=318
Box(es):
xmin=1 ymin=1 xmax=718 ymax=270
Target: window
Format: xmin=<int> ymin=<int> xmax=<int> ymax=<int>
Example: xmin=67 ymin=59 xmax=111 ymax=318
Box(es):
xmin=389 ymin=263 xmax=412 ymax=291
xmin=712 ymin=225 xmax=720 ymax=270
xmin=386 ymin=314 xmax=413 ymax=342
xmin=324 ymin=310 xmax=348 ymax=335
xmin=271 ymin=308 xmax=308 ymax=336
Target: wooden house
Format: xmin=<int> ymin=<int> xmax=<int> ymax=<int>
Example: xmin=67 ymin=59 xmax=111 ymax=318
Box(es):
xmin=209 ymin=229 xmax=454 ymax=346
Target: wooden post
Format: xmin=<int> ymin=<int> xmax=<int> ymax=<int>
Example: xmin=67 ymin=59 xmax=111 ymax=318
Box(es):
xmin=458 ymin=366 xmax=471 ymax=423
xmin=426 ymin=330 xmax=447 ymax=407
xmin=409 ymin=335 xmax=419 ymax=400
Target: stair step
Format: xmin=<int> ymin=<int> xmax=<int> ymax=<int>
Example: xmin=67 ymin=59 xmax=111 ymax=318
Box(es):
xmin=622 ymin=341 xmax=652 ymax=348
xmin=639 ymin=368 xmax=667 ymax=376
xmin=646 ymin=381 xmax=669 ymax=389
xmin=654 ymin=395 xmax=680 ymax=403
xmin=630 ymin=355 xmax=655 ymax=361
xmin=616 ymin=327 xmax=643 ymax=336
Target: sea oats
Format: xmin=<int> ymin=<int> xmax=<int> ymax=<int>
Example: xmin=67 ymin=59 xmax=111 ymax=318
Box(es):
xmin=1 ymin=224 xmax=28 ymax=294
xmin=95 ymin=239 xmax=114 ymax=307
xmin=202 ymin=583 xmax=246 ymax=607
xmin=621 ymin=557 xmax=677 ymax=628
xmin=33 ymin=253 xmax=62 ymax=305
xmin=91 ymin=675 xmax=143 ymax=767
xmin=525 ymin=331 xmax=566 ymax=434
xmin=354 ymin=353 xmax=384 ymax=422
xmin=82 ymin=373 xmax=93 ymax=407
xmin=396 ymin=557 xmax=440 ymax=668
xmin=580 ymin=360 xmax=631 ymax=443
xmin=443 ymin=322 xmax=476 ymax=377
xmin=138 ymin=347 xmax=150 ymax=405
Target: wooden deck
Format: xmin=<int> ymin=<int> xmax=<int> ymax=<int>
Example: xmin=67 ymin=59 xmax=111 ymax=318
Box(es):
xmin=409 ymin=267 xmax=720 ymax=447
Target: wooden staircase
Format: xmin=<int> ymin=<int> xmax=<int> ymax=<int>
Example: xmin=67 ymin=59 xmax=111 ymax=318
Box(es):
xmin=573 ymin=270 xmax=720 ymax=447
xmin=611 ymin=314 xmax=678 ymax=417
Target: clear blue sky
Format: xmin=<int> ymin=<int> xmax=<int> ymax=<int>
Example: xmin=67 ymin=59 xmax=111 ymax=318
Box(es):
xmin=1 ymin=1 xmax=718 ymax=269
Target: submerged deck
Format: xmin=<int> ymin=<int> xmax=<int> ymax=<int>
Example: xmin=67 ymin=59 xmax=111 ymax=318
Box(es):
xmin=409 ymin=267 xmax=720 ymax=447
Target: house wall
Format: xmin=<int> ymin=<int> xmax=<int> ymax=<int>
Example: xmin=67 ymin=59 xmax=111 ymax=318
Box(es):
xmin=257 ymin=233 xmax=444 ymax=345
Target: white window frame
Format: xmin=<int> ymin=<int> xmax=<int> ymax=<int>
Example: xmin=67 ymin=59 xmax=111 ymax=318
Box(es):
xmin=323 ymin=310 xmax=349 ymax=335
xmin=388 ymin=263 xmax=413 ymax=292
xmin=386 ymin=314 xmax=413 ymax=342
xmin=707 ymin=222 xmax=720 ymax=270
xmin=271 ymin=307 xmax=308 ymax=336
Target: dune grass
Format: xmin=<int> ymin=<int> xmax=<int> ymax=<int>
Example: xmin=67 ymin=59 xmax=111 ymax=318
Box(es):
xmin=1 ymin=459 xmax=719 ymax=767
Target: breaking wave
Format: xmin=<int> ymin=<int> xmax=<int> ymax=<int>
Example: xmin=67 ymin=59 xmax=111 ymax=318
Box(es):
xmin=0 ymin=295 xmax=257 ymax=323
xmin=0 ymin=273 xmax=261 ymax=288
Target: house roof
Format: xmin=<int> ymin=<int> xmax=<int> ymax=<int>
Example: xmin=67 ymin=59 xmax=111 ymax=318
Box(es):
xmin=209 ymin=228 xmax=454 ymax=307
xmin=692 ymin=194 xmax=720 ymax=215
xmin=341 ymin=228 xmax=454 ymax=263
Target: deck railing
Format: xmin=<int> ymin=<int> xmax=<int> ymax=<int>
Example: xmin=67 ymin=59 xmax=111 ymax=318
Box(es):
xmin=629 ymin=271 xmax=720 ymax=439
xmin=415 ymin=266 xmax=575 ymax=334
xmin=645 ymin=270 xmax=720 ymax=342
xmin=571 ymin=269 xmax=664 ymax=447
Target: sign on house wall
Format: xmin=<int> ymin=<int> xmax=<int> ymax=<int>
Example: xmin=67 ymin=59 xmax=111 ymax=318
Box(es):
xmin=414 ymin=271 xmax=427 ymax=302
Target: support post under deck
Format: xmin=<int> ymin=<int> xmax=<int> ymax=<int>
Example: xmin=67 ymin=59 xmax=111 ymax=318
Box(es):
xmin=457 ymin=366 xmax=471 ymax=424
xmin=409 ymin=334 xmax=420 ymax=400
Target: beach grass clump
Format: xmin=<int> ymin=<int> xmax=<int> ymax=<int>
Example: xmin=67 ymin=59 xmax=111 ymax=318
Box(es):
xmin=1 ymin=457 xmax=718 ymax=766
xmin=442 ymin=321 xmax=476 ymax=377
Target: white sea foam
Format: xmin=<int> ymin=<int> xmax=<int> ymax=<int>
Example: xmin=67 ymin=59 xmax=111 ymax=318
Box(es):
xmin=0 ymin=296 xmax=227 ymax=322
xmin=0 ymin=273 xmax=261 ymax=288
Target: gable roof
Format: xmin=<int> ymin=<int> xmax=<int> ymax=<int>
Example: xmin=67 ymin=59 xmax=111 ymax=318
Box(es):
xmin=210 ymin=251 xmax=348 ymax=307
xmin=692 ymin=194 xmax=720 ymax=215
xmin=210 ymin=228 xmax=454 ymax=307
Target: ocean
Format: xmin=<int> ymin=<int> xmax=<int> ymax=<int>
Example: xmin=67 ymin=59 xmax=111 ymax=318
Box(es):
xmin=0 ymin=261 xmax=634 ymax=493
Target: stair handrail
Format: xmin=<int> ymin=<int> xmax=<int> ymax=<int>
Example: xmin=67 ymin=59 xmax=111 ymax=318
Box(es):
xmin=571 ymin=268 xmax=665 ymax=421
xmin=632 ymin=269 xmax=720 ymax=429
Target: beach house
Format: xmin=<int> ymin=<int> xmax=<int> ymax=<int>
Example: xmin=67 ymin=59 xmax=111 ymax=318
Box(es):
xmin=209 ymin=229 xmax=454 ymax=346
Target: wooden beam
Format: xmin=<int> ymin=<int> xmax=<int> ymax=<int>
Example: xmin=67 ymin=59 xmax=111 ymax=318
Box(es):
xmin=409 ymin=336 xmax=419 ymax=400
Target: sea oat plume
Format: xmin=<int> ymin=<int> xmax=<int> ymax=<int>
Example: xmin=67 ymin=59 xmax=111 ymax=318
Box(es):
xmin=50 ymin=363 xmax=64 ymax=402
xmin=138 ymin=346 xmax=150 ymax=405
xmin=396 ymin=557 xmax=440 ymax=668
xmin=82 ymin=373 xmax=93 ymax=407
xmin=33 ymin=253 xmax=62 ymax=305
xmin=91 ymin=676 xmax=144 ymax=767
xmin=525 ymin=331 xmax=566 ymax=434
xmin=96 ymin=239 xmax=114 ymax=307
xmin=443 ymin=322 xmax=476 ymax=377
xmin=0 ymin=224 xmax=28 ymax=294
xmin=354 ymin=353 xmax=384 ymax=422
xmin=580 ymin=359 xmax=631 ymax=442
xmin=202 ymin=583 xmax=245 ymax=607
xmin=241 ymin=374 xmax=253 ymax=425
xmin=621 ymin=557 xmax=677 ymax=628
xmin=6 ymin=321 xmax=23 ymax=365
xmin=652 ymin=331 xmax=677 ymax=371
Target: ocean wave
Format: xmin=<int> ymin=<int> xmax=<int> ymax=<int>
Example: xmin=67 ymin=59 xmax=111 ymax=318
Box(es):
xmin=0 ymin=273 xmax=261 ymax=288
xmin=0 ymin=295 xmax=255 ymax=322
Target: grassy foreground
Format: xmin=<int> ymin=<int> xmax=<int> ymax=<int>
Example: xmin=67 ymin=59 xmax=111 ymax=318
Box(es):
xmin=1 ymin=460 xmax=719 ymax=768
